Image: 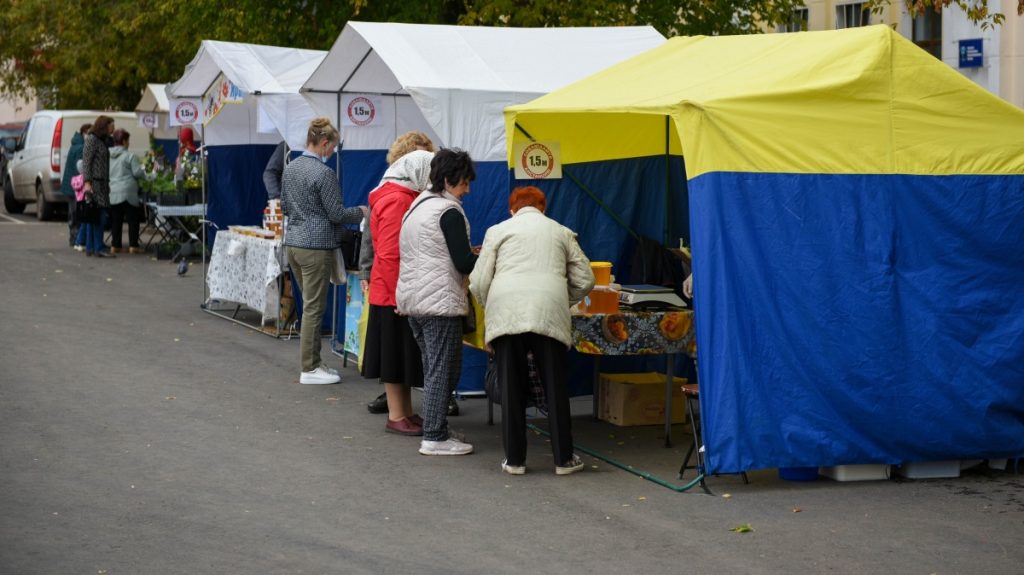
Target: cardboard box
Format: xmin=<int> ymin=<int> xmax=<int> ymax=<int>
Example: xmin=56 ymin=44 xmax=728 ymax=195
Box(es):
xmin=598 ymin=372 xmax=687 ymax=427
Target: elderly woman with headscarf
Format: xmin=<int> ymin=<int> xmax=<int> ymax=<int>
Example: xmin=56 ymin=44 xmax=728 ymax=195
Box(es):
xmin=359 ymin=132 xmax=437 ymax=418
xmin=361 ymin=149 xmax=435 ymax=436
xmin=469 ymin=186 xmax=595 ymax=475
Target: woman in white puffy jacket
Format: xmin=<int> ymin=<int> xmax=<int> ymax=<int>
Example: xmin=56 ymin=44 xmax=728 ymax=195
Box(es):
xmin=469 ymin=186 xmax=595 ymax=476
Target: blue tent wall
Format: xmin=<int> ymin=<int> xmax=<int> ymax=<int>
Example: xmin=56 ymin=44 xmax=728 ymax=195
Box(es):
xmin=341 ymin=150 xmax=389 ymax=206
xmin=690 ymin=172 xmax=1024 ymax=474
xmin=206 ymin=144 xmax=277 ymax=240
xmin=512 ymin=156 xmax=689 ymax=266
xmin=155 ymin=139 xmax=179 ymax=167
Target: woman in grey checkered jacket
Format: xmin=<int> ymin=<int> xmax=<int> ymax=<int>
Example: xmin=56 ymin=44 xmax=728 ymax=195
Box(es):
xmin=281 ymin=117 xmax=367 ymax=385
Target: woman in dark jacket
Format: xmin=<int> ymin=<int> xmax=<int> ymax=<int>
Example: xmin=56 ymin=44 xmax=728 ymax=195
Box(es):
xmin=81 ymin=116 xmax=115 ymax=258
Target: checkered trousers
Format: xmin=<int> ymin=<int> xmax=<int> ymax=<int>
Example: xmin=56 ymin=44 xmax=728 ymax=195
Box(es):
xmin=408 ymin=316 xmax=462 ymax=441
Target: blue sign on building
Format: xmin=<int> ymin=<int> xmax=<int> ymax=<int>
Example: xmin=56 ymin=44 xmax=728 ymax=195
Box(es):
xmin=959 ymin=39 xmax=984 ymax=68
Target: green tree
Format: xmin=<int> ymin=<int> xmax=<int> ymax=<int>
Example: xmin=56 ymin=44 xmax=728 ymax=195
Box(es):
xmin=1 ymin=0 xmax=1019 ymax=112
xmin=892 ymin=0 xmax=1023 ymax=29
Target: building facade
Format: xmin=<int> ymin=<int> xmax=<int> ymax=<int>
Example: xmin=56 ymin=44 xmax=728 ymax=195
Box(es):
xmin=776 ymin=0 xmax=1023 ymax=108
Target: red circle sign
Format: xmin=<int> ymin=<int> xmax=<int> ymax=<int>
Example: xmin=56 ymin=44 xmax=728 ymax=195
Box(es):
xmin=520 ymin=143 xmax=554 ymax=179
xmin=347 ymin=97 xmax=376 ymax=127
xmin=175 ymin=101 xmax=198 ymax=125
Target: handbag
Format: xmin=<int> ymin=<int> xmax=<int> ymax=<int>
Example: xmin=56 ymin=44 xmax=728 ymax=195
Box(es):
xmin=76 ymin=197 xmax=99 ymax=224
xmin=338 ymin=228 xmax=362 ymax=270
xmin=462 ymin=292 xmax=477 ymax=334
xmin=484 ymin=354 xmax=500 ymax=404
xmin=484 ymin=351 xmax=547 ymax=411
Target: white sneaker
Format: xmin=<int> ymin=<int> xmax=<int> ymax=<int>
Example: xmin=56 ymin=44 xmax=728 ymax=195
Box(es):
xmin=556 ymin=454 xmax=585 ymax=475
xmin=299 ymin=366 xmax=340 ymax=385
xmin=501 ymin=460 xmax=526 ymax=475
xmin=322 ymin=365 xmax=339 ymax=376
xmin=73 ymin=245 xmax=84 ymax=252
xmin=419 ymin=438 xmax=473 ymax=456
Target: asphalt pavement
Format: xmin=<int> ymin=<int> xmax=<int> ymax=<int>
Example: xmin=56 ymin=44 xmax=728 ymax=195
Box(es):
xmin=1 ymin=211 xmax=1022 ymax=574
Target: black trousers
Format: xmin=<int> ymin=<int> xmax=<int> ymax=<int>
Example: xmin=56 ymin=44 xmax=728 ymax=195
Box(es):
xmin=66 ymin=196 xmax=78 ymax=245
xmin=109 ymin=202 xmax=140 ymax=249
xmin=493 ymin=333 xmax=573 ymax=467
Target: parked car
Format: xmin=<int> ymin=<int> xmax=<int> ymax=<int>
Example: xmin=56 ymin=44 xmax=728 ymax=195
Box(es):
xmin=0 ymin=122 xmax=26 ymax=196
xmin=3 ymin=111 xmax=150 ymax=220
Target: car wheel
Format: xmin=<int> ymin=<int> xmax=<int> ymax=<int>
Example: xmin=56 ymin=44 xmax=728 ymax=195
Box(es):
xmin=3 ymin=176 xmax=25 ymax=214
xmin=36 ymin=181 xmax=55 ymax=221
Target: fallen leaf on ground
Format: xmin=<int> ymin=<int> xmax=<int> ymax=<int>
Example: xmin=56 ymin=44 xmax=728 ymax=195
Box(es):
xmin=792 ymin=507 xmax=802 ymax=513
xmin=106 ymin=278 xmax=112 ymax=282
xmin=165 ymin=396 xmax=176 ymax=400
xmin=638 ymin=496 xmax=647 ymax=501
xmin=55 ymin=269 xmax=63 ymax=273
xmin=173 ymin=338 xmax=180 ymax=342
xmin=730 ymin=524 xmax=754 ymax=533
xmin=325 ymin=397 xmax=340 ymax=402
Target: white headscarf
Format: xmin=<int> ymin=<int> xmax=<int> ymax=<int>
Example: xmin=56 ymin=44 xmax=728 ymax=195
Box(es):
xmin=380 ymin=149 xmax=434 ymax=192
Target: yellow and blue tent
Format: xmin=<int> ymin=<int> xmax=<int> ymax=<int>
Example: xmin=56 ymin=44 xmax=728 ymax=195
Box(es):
xmin=505 ymin=25 xmax=1024 ymax=473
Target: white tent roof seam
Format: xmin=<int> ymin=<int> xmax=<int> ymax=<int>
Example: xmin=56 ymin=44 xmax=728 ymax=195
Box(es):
xmin=302 ymin=22 xmax=666 ymax=161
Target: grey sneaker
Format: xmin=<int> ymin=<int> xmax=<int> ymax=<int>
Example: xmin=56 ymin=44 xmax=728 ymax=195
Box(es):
xmin=419 ymin=438 xmax=473 ymax=456
xmin=556 ymin=454 xmax=584 ymax=475
xmin=501 ymin=460 xmax=526 ymax=475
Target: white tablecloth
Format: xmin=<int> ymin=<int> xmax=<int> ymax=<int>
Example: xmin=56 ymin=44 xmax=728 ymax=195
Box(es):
xmin=207 ymin=231 xmax=284 ymax=324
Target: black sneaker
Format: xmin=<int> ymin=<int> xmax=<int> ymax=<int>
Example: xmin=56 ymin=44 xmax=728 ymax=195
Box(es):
xmin=367 ymin=392 xmax=388 ymax=414
xmin=447 ymin=394 xmax=460 ymax=417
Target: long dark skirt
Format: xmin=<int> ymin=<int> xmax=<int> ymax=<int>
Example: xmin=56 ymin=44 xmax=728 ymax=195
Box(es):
xmin=361 ymin=304 xmax=424 ymax=387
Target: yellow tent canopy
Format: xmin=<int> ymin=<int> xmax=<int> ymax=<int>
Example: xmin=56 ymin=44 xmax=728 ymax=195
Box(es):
xmin=505 ymin=25 xmax=1024 ymax=180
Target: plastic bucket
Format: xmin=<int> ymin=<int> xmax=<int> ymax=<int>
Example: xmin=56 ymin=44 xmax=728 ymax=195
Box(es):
xmin=591 ymin=262 xmax=612 ymax=286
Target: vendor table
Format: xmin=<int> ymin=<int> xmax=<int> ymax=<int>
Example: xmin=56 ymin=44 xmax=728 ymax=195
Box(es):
xmin=571 ymin=308 xmax=695 ymax=447
xmin=204 ymin=230 xmax=287 ymax=332
xmin=143 ymin=202 xmax=206 ymax=248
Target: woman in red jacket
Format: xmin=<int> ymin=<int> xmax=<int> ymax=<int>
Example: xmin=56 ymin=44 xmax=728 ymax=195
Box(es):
xmin=361 ymin=149 xmax=434 ymax=436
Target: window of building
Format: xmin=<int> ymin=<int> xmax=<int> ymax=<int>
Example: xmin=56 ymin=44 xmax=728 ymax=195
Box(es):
xmin=835 ymin=3 xmax=870 ymax=28
xmin=778 ymin=8 xmax=810 ymax=32
xmin=912 ymin=10 xmax=942 ymax=59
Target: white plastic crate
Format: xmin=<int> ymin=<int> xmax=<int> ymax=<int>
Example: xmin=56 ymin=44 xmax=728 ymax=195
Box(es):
xmin=896 ymin=460 xmax=961 ymax=479
xmin=819 ymin=464 xmax=890 ymax=482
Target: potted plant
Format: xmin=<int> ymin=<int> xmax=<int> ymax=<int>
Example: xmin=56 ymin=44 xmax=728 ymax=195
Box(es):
xmin=178 ymin=148 xmax=204 ymax=205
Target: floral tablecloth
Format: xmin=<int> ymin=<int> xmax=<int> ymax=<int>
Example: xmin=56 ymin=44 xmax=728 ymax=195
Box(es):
xmin=571 ymin=309 xmax=695 ymax=357
xmin=207 ymin=231 xmax=285 ymax=325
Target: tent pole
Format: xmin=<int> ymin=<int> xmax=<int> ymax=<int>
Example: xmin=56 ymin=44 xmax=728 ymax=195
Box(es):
xmin=201 ymin=122 xmax=208 ymax=308
xmin=664 ymin=116 xmax=672 ymax=248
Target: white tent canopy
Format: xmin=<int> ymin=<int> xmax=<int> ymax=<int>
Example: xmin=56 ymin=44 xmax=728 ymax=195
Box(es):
xmin=166 ymin=40 xmax=326 ymax=147
xmin=302 ymin=22 xmax=666 ymax=161
xmin=136 ymin=82 xmax=169 ymax=113
xmin=134 ymin=83 xmax=177 ymax=141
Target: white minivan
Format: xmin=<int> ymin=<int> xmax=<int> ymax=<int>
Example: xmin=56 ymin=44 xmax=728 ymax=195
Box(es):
xmin=3 ymin=110 xmax=151 ymax=220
